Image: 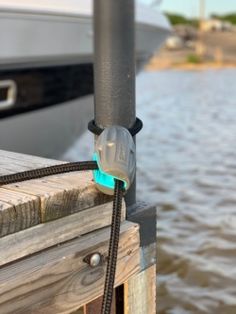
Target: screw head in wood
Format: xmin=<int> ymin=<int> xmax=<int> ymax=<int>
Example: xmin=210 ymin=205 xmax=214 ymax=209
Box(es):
xmin=83 ymin=252 xmax=102 ymax=267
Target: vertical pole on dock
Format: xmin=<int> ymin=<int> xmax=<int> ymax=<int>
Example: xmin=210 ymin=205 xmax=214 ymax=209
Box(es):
xmin=93 ymin=0 xmax=136 ymax=209
xmin=93 ymin=3 xmax=156 ymax=313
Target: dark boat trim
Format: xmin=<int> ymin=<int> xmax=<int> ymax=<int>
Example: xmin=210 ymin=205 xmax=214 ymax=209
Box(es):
xmin=0 ymin=63 xmax=94 ymax=119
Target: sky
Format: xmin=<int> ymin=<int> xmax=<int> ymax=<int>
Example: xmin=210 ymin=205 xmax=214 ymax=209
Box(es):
xmin=143 ymin=0 xmax=236 ymax=18
xmin=161 ymin=0 xmax=236 ymax=18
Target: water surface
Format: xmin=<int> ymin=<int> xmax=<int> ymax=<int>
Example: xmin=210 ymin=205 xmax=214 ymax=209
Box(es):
xmin=136 ymin=69 xmax=236 ymax=314
xmin=66 ymin=69 xmax=236 ymax=314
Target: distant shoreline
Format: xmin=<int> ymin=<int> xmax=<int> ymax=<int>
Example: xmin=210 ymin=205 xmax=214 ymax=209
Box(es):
xmin=147 ymin=30 xmax=236 ymax=71
xmin=146 ymin=61 xmax=236 ymax=71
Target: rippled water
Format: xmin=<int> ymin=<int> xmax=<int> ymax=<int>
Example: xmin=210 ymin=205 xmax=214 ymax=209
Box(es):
xmin=136 ymin=69 xmax=236 ymax=314
xmin=66 ymin=69 xmax=236 ymax=314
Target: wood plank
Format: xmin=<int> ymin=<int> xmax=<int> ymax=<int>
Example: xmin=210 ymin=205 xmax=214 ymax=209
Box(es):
xmin=124 ymin=264 xmax=156 ymax=314
xmin=83 ymin=295 xmax=116 ymax=314
xmin=0 ymin=221 xmax=140 ymax=314
xmin=5 ymin=171 xmax=112 ymax=223
xmin=0 ymin=189 xmax=39 ymax=237
xmin=0 ymin=200 xmax=125 ymax=267
xmin=70 ymin=308 xmax=84 ymax=314
xmin=0 ymin=149 xmax=62 ymax=175
xmin=0 ymin=150 xmax=112 ymax=237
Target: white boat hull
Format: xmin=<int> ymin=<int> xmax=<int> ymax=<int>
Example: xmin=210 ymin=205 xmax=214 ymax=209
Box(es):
xmin=0 ymin=96 xmax=94 ymax=158
xmin=0 ymin=1 xmax=170 ymax=69
xmin=0 ymin=1 xmax=170 ymax=158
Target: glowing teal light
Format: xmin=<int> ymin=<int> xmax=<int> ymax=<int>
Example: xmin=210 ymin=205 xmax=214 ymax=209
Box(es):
xmin=93 ymin=153 xmax=127 ymax=191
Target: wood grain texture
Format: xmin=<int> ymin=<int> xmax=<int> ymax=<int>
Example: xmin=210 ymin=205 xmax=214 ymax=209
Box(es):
xmin=0 ymin=221 xmax=140 ymax=314
xmin=70 ymin=308 xmax=84 ymax=314
xmin=124 ymin=264 xmax=156 ymax=314
xmin=0 ymin=200 xmax=125 ymax=267
xmin=0 ymin=149 xmax=62 ymax=175
xmin=0 ymin=150 xmax=112 ymax=237
xmin=83 ymin=295 xmax=116 ymax=314
xmin=0 ymin=189 xmax=39 ymax=237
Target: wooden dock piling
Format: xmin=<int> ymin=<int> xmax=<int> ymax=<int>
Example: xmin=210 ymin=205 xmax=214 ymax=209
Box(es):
xmin=0 ymin=149 xmax=156 ymax=313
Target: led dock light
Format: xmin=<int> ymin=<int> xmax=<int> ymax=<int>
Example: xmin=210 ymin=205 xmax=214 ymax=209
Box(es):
xmin=93 ymin=126 xmax=136 ymax=195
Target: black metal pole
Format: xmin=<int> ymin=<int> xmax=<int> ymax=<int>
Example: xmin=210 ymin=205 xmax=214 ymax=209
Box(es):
xmin=93 ymin=0 xmax=136 ymax=208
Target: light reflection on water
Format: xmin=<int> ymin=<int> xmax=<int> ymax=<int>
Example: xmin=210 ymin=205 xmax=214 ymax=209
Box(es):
xmin=136 ymin=69 xmax=236 ymax=314
xmin=67 ymin=69 xmax=236 ymax=314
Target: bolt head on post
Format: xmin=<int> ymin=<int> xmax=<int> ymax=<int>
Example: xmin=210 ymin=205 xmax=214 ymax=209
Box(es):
xmin=83 ymin=252 xmax=102 ymax=267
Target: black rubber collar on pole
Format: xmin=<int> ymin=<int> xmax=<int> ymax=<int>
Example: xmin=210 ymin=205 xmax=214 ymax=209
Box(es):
xmin=88 ymin=117 xmax=143 ymax=137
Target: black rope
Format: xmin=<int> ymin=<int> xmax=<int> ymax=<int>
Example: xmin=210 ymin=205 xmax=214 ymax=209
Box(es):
xmin=88 ymin=117 xmax=143 ymax=137
xmin=0 ymin=161 xmax=98 ymax=186
xmin=101 ymin=179 xmax=124 ymax=314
